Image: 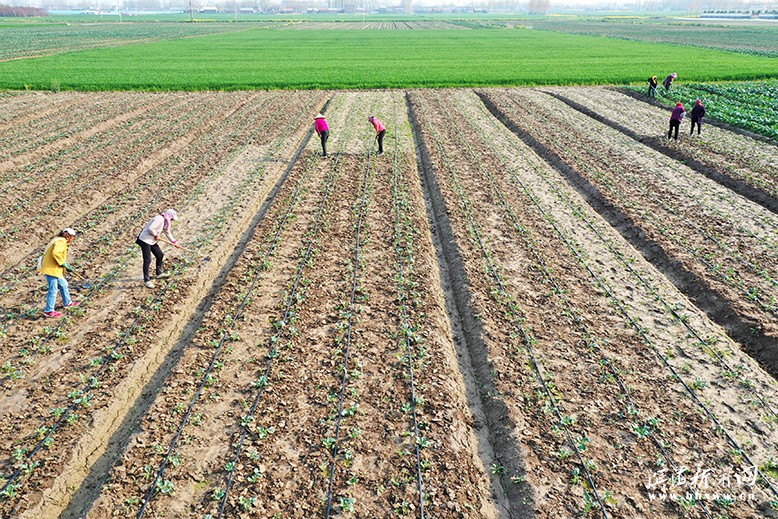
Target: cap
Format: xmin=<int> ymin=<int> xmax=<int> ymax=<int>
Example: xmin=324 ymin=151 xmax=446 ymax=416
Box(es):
xmin=314 ymin=113 xmax=325 ymax=119
xmin=63 ymin=227 xmax=76 ymax=236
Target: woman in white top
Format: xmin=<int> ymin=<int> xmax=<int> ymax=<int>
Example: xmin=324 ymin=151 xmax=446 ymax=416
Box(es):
xmin=135 ymin=209 xmax=181 ymax=288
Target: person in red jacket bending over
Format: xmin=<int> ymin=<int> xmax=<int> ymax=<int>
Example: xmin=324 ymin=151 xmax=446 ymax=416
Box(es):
xmin=314 ymin=113 xmax=329 ymax=158
xmin=368 ymin=115 xmax=386 ymax=155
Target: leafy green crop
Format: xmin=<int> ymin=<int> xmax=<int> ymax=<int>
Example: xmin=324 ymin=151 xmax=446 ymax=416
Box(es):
xmin=627 ymin=80 xmax=778 ymax=140
xmin=1 ymin=27 xmax=776 ymax=91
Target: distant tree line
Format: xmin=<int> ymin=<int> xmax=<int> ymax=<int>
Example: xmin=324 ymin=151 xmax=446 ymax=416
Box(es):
xmin=527 ymin=0 xmax=549 ymax=15
xmin=0 ymin=4 xmax=48 ymax=16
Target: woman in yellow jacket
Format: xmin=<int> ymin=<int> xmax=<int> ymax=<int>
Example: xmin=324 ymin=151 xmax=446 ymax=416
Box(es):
xmin=40 ymin=227 xmax=80 ymax=318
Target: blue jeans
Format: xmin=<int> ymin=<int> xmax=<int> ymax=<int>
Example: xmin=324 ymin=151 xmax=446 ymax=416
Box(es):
xmin=45 ymin=275 xmax=72 ymax=312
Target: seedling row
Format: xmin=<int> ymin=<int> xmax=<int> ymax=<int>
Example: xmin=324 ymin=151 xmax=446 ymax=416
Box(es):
xmin=1 ymin=88 xmax=775 ymax=518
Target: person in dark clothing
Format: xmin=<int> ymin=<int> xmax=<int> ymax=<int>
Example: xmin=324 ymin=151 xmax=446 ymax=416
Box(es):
xmin=668 ymin=102 xmax=686 ymax=141
xmin=314 ymin=114 xmax=329 ymax=157
xmin=690 ymin=99 xmax=706 ymax=135
xmin=648 ymin=76 xmax=658 ymax=98
xmin=663 ymin=72 xmax=677 ymax=91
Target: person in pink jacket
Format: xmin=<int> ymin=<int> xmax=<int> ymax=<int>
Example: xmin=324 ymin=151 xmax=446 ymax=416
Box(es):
xmin=668 ymin=102 xmax=686 ymax=141
xmin=368 ymin=115 xmax=386 ymax=155
xmin=135 ymin=209 xmax=181 ymax=288
xmin=314 ymin=114 xmax=329 ymax=158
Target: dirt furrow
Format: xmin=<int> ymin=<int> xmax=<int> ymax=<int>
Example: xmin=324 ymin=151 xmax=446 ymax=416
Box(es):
xmin=479 ymin=88 xmax=778 ymax=375
xmin=544 ymin=86 xmax=778 ymax=210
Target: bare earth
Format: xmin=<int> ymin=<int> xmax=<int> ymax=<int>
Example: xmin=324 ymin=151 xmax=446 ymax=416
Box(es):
xmin=0 ymin=88 xmax=776 ymax=519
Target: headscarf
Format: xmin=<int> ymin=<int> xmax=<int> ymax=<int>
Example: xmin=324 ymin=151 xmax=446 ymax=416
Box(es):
xmin=695 ymin=99 xmax=702 ymax=106
xmin=162 ymin=209 xmax=178 ymax=225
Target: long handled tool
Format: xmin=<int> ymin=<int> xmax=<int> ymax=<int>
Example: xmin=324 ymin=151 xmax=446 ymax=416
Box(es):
xmin=158 ymin=237 xmax=192 ymax=252
xmin=68 ymin=269 xmax=97 ymax=290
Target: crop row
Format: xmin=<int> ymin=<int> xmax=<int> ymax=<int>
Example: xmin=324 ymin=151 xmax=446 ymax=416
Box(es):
xmin=0 ymin=22 xmax=248 ymax=61
xmin=626 ymin=80 xmax=778 ymax=140
xmin=546 ymin=86 xmax=778 ymax=203
xmin=410 ymin=89 xmax=778 ymax=517
xmin=481 ymin=89 xmax=777 ymax=350
xmin=0 ymin=92 xmax=327 ymax=517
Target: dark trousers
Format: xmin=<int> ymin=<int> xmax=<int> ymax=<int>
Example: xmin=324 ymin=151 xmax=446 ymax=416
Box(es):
xmin=319 ymin=130 xmax=329 ymax=157
xmin=376 ymin=129 xmax=386 ymax=153
xmin=691 ymin=119 xmax=702 ymax=135
xmin=648 ymin=86 xmax=656 ymax=98
xmin=668 ymin=119 xmax=680 ymax=140
xmin=136 ymin=238 xmax=164 ymax=282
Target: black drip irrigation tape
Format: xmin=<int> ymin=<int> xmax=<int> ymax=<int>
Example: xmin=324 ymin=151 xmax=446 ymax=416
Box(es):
xmin=3 ymin=96 xmax=323 ymax=517
xmin=476 ymin=90 xmax=778 ymax=503
xmin=477 ymin=91 xmax=778 ymax=381
xmin=415 ymin=90 xmax=609 ymax=517
xmin=324 ymin=122 xmax=376 ymax=518
xmin=542 ymin=89 xmax=778 ymax=216
xmin=216 ymin=136 xmax=343 ymax=519
xmin=388 ymin=96 xmax=427 ymax=519
xmin=407 ymin=91 xmax=533 ymax=519
xmin=134 ymin=97 xmax=332 ymax=519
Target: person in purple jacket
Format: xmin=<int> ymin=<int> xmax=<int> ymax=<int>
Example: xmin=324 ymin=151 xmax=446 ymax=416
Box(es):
xmin=314 ymin=113 xmax=329 ymax=157
xmin=668 ymin=102 xmax=686 ymax=141
xmin=690 ymin=99 xmax=706 ymax=135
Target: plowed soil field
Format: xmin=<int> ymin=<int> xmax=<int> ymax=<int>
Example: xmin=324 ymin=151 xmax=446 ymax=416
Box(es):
xmin=1 ymin=88 xmax=776 ymax=519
